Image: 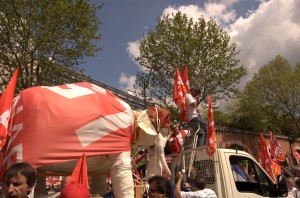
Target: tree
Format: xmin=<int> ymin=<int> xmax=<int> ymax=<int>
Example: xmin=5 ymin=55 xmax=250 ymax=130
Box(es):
xmin=134 ymin=12 xmax=246 ymax=109
xmin=235 ymin=55 xmax=300 ymax=136
xmin=0 ymin=0 xmax=102 ymax=92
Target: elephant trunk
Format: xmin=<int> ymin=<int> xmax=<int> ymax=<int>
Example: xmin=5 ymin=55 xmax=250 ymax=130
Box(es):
xmin=146 ymin=133 xmax=171 ymax=180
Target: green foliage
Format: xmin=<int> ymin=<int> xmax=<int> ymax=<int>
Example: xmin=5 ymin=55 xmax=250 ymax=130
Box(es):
xmin=134 ymin=12 xmax=246 ymax=115
xmin=231 ymin=55 xmax=300 ymax=136
xmin=0 ymin=0 xmax=102 ymax=91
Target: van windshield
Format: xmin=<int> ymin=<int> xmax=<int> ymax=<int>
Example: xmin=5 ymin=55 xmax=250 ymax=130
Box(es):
xmin=229 ymin=156 xmax=277 ymax=196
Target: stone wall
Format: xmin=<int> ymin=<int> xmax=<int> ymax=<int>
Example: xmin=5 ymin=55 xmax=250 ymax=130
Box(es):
xmin=215 ymin=127 xmax=300 ymax=165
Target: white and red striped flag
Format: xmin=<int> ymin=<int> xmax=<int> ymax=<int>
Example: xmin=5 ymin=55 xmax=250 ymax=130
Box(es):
xmin=206 ymin=96 xmax=216 ymax=156
xmin=173 ymin=68 xmax=189 ymax=122
xmin=181 ymin=65 xmax=190 ymax=92
xmin=259 ymin=133 xmax=275 ymax=181
xmin=0 ymin=67 xmax=19 ymax=148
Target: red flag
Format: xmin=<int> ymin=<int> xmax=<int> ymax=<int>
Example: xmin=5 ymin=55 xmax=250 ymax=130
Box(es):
xmin=269 ymin=131 xmax=285 ymax=162
xmin=206 ymin=96 xmax=216 ymax=156
xmin=173 ymin=68 xmax=188 ymax=122
xmin=181 ymin=65 xmax=190 ymax=92
xmin=0 ymin=68 xmax=19 ymax=147
xmin=259 ymin=133 xmax=275 ymax=181
xmin=70 ymin=153 xmax=88 ymax=188
xmin=292 ymin=146 xmax=300 ymax=165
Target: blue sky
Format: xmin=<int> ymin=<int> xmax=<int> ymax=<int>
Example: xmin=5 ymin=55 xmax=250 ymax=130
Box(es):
xmin=80 ymin=0 xmax=300 ymax=93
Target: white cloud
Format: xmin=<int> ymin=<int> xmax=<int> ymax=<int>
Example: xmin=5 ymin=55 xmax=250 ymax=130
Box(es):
xmin=229 ymin=0 xmax=300 ymax=87
xmin=162 ymin=3 xmax=236 ymax=26
xmin=118 ymin=72 xmax=137 ymax=92
xmin=122 ymin=0 xmax=300 ymax=92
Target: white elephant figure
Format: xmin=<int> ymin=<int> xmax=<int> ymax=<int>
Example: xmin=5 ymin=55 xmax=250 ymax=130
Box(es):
xmin=0 ymin=82 xmax=171 ymax=198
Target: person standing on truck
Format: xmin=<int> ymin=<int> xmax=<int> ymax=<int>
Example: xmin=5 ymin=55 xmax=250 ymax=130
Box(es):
xmin=166 ymin=123 xmax=189 ymax=184
xmin=174 ymin=171 xmax=217 ymax=198
xmin=167 ymin=123 xmax=189 ymax=154
xmin=184 ymin=87 xmax=207 ymax=146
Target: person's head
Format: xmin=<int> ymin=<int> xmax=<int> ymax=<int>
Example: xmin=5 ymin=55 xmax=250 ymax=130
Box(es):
xmin=192 ymin=175 xmax=206 ymax=190
xmin=286 ymin=177 xmax=294 ymax=190
xmin=147 ymin=175 xmax=172 ymax=198
xmin=170 ymin=123 xmax=179 ymax=134
xmin=60 ymin=182 xmax=90 ymax=198
xmin=61 ymin=176 xmax=71 ymax=189
xmin=190 ymin=87 xmax=200 ymax=97
xmin=3 ymin=162 xmax=36 ymax=198
xmin=291 ymin=166 xmax=300 ymax=178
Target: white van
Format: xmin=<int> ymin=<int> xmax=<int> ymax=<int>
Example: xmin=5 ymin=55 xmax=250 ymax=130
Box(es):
xmin=167 ymin=147 xmax=292 ymax=198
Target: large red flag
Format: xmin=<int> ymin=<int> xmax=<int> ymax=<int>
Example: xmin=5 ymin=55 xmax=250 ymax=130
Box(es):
xmin=173 ymin=68 xmax=188 ymax=122
xmin=0 ymin=68 xmax=19 ymax=147
xmin=269 ymin=131 xmax=285 ymax=162
xmin=292 ymin=146 xmax=300 ymax=165
xmin=206 ymin=96 xmax=216 ymax=156
xmin=69 ymin=153 xmax=88 ymax=188
xmin=181 ymin=65 xmax=190 ymax=93
xmin=0 ymin=82 xmax=135 ymax=177
xmin=259 ymin=133 xmax=275 ymax=181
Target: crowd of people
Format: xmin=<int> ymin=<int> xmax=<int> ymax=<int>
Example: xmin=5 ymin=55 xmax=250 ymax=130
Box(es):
xmin=1 ymin=161 xmax=218 ymax=198
xmin=287 ymin=166 xmax=300 ymax=197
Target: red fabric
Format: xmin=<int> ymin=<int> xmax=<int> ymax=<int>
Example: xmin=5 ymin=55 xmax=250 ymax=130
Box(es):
xmin=181 ymin=65 xmax=190 ymax=93
xmin=170 ymin=134 xmax=181 ymax=153
xmin=70 ymin=153 xmax=88 ymax=188
xmin=206 ymin=96 xmax=216 ymax=156
xmin=269 ymin=131 xmax=285 ymax=162
xmin=60 ymin=182 xmax=90 ymax=198
xmin=0 ymin=82 xmax=134 ymax=176
xmin=173 ymin=68 xmax=188 ymax=122
xmin=0 ymin=68 xmax=19 ymax=147
xmin=170 ymin=130 xmax=188 ymax=153
xmin=259 ymin=133 xmax=275 ymax=181
xmin=292 ymin=146 xmax=300 ymax=165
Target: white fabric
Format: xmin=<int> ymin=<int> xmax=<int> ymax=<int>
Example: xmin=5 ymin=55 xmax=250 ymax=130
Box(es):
xmin=175 ymin=130 xmax=189 ymax=150
xmin=185 ymin=93 xmax=198 ymax=122
xmin=293 ymin=189 xmax=300 ymax=198
xmin=181 ymin=188 xmax=218 ymax=198
xmin=146 ymin=134 xmax=171 ymax=180
xmin=109 ymin=151 xmax=134 ymax=198
xmin=289 ymin=187 xmax=297 ymax=197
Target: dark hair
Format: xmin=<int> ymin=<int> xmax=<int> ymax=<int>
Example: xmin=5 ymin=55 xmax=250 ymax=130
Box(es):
xmin=4 ymin=162 xmax=36 ymax=187
xmin=295 ymin=178 xmax=300 ymax=188
xmin=192 ymin=175 xmax=206 ymax=190
xmin=190 ymin=86 xmax=200 ymax=95
xmin=148 ymin=175 xmax=172 ymax=197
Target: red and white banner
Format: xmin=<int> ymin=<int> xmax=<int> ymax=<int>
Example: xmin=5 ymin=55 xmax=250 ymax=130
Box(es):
xmin=259 ymin=133 xmax=275 ymax=181
xmin=0 ymin=82 xmax=135 ymax=176
xmin=173 ymin=68 xmax=189 ymax=122
xmin=206 ymin=96 xmax=216 ymax=156
xmin=269 ymin=131 xmax=285 ymax=162
xmin=0 ymin=67 xmax=19 ymax=148
xmin=181 ymin=65 xmax=190 ymax=93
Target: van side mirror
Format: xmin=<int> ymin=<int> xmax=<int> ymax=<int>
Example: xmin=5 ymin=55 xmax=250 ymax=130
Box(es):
xmin=277 ymin=174 xmax=288 ymax=197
